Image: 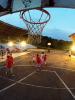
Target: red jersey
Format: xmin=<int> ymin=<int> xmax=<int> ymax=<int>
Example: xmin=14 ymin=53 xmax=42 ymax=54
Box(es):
xmin=36 ymin=55 xmax=41 ymax=64
xmin=6 ymin=55 xmax=14 ymax=68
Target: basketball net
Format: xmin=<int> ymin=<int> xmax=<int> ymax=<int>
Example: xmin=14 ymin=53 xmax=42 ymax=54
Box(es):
xmin=27 ymin=34 xmax=41 ymax=44
xmin=20 ymin=8 xmax=50 ymax=44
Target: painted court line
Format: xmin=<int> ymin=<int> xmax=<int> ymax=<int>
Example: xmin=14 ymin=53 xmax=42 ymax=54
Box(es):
xmin=0 ymin=82 xmax=17 ymax=93
xmin=0 ymin=75 xmax=75 ymax=90
xmin=19 ymin=82 xmax=66 ymax=90
xmin=42 ymin=70 xmax=55 ymax=73
xmin=0 ymin=71 xmax=75 ymax=90
xmin=15 ymin=64 xmax=75 ymax=72
xmin=0 ymin=53 xmax=29 ymax=69
xmin=54 ymin=71 xmax=75 ymax=99
xmin=20 ymin=82 xmax=75 ymax=90
xmin=14 ymin=57 xmax=27 ymax=63
xmin=48 ymin=65 xmax=75 ymax=72
xmin=18 ymin=70 xmax=75 ymax=91
xmin=18 ymin=71 xmax=36 ymax=82
xmin=0 ymin=69 xmax=75 ymax=95
xmin=0 ymin=55 xmax=28 ymax=70
xmin=14 ymin=65 xmax=34 ymax=67
xmin=0 ymin=71 xmax=36 ymax=93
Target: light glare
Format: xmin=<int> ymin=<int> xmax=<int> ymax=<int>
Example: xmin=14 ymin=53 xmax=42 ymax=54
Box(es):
xmin=20 ymin=41 xmax=26 ymax=47
xmin=7 ymin=41 xmax=14 ymax=47
xmin=71 ymin=45 xmax=75 ymax=51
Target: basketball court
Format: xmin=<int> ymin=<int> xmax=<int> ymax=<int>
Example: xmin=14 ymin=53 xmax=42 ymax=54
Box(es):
xmin=0 ymin=0 xmax=75 ymax=100
xmin=0 ymin=51 xmax=75 ymax=100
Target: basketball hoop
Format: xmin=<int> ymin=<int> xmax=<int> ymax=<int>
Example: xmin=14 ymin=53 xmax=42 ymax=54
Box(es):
xmin=20 ymin=8 xmax=50 ymax=44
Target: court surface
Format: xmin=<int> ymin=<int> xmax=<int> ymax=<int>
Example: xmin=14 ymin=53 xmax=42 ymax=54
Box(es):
xmin=0 ymin=50 xmax=75 ymax=100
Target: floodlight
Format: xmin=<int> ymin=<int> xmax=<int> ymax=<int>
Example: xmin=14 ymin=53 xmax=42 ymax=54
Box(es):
xmin=7 ymin=41 xmax=14 ymax=47
xmin=20 ymin=41 xmax=26 ymax=47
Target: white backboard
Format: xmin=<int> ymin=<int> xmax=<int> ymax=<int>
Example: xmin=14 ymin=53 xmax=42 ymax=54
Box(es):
xmin=12 ymin=0 xmax=41 ymax=12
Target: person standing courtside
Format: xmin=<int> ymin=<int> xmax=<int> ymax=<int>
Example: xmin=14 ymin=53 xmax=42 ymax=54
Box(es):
xmin=5 ymin=53 xmax=14 ymax=76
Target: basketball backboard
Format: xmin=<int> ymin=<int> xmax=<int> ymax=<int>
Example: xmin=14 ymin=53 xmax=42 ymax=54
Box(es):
xmin=1 ymin=0 xmax=75 ymax=16
xmin=12 ymin=0 xmax=41 ymax=12
xmin=12 ymin=0 xmax=75 ymax=13
xmin=0 ymin=0 xmax=12 ymax=16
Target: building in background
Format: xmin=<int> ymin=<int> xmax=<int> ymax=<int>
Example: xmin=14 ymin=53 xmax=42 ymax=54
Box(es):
xmin=69 ymin=33 xmax=75 ymax=56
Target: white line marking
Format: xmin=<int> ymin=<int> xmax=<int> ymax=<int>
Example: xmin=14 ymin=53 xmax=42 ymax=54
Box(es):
xmin=0 ymin=71 xmax=36 ymax=93
xmin=14 ymin=65 xmax=34 ymax=67
xmin=0 ymin=55 xmax=29 ymax=70
xmin=18 ymin=82 xmax=75 ymax=90
xmin=14 ymin=57 xmax=27 ymax=63
xmin=14 ymin=56 xmax=27 ymax=63
xmin=18 ymin=71 xmax=36 ymax=82
xmin=20 ymin=82 xmax=66 ymax=89
xmin=54 ymin=71 xmax=75 ymax=99
xmin=15 ymin=64 xmax=75 ymax=72
xmin=0 ymin=83 xmax=17 ymax=93
xmin=42 ymin=70 xmax=55 ymax=73
xmin=0 ymin=71 xmax=75 ymax=90
xmin=48 ymin=65 xmax=75 ymax=72
xmin=0 ymin=75 xmax=75 ymax=90
xmin=0 ymin=69 xmax=75 ymax=96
